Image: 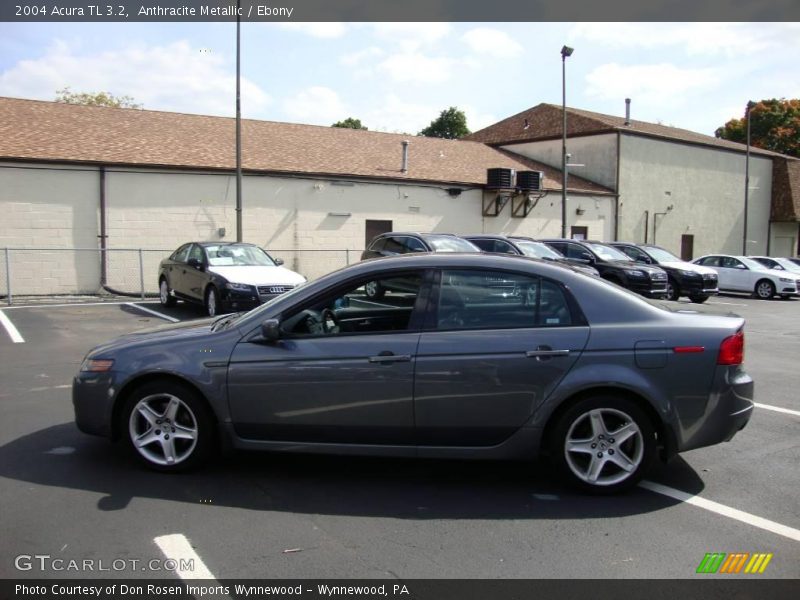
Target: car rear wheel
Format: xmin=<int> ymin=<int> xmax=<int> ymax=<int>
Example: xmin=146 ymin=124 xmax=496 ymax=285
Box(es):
xmin=365 ymin=280 xmax=385 ymax=299
xmin=665 ymin=278 xmax=680 ymax=301
xmin=754 ymin=279 xmax=775 ymax=300
xmin=122 ymin=380 xmax=214 ymax=472
xmin=205 ymin=286 xmax=219 ymax=317
xmin=689 ymin=294 xmax=709 ymax=304
xmin=159 ymin=278 xmax=177 ymax=307
xmin=550 ymin=396 xmax=656 ymax=494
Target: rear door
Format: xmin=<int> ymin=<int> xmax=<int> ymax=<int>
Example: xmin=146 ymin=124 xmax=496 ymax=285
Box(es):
xmin=413 ymin=268 xmax=590 ymax=447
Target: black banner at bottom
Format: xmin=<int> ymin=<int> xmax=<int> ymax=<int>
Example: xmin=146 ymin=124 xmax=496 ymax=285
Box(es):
xmin=2 ymin=579 xmax=798 ymax=600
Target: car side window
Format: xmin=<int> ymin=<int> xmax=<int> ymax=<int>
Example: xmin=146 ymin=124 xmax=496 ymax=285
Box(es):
xmin=368 ymin=237 xmax=387 ymax=252
xmin=721 ymin=257 xmax=745 ymax=269
xmin=699 ymin=256 xmax=720 ymax=267
xmin=187 ymin=244 xmax=205 ymax=264
xmin=468 ymin=239 xmax=493 ymax=252
xmin=436 ymin=270 xmax=574 ymax=330
xmin=383 ymin=237 xmax=406 ymax=254
xmin=563 ymin=243 xmax=589 ymax=260
xmin=493 ymin=240 xmax=517 ymax=254
xmin=626 ymin=247 xmax=648 ymax=263
xmin=171 ymin=245 xmax=191 ymax=263
xmin=404 ymin=237 xmax=426 ymax=252
xmin=280 ymin=272 xmax=426 ymax=337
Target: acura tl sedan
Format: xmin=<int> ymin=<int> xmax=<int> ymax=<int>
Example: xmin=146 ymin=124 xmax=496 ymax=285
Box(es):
xmin=75 ymin=253 xmax=753 ymax=493
xmin=158 ymin=242 xmax=307 ymax=317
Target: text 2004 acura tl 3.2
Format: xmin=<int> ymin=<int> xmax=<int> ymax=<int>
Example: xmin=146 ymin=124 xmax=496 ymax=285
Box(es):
xmin=74 ymin=253 xmax=754 ymax=493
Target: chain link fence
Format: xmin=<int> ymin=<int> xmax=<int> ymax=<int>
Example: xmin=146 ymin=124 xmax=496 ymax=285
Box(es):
xmin=1 ymin=247 xmax=356 ymax=305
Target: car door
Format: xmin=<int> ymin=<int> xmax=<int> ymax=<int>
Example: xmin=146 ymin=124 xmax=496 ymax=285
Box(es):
xmin=720 ymin=256 xmax=751 ymax=291
xmin=413 ymin=268 xmax=590 ymax=447
xmin=182 ymin=243 xmax=209 ymax=300
xmin=226 ymin=270 xmax=431 ymax=445
xmin=164 ymin=244 xmax=191 ymax=298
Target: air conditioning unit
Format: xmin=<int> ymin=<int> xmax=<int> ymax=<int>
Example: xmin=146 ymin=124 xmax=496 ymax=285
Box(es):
xmin=486 ymin=168 xmax=515 ymax=190
xmin=517 ymin=170 xmax=544 ymax=192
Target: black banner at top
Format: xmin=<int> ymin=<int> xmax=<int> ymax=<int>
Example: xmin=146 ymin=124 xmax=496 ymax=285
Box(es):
xmin=1 ymin=0 xmax=799 ymax=22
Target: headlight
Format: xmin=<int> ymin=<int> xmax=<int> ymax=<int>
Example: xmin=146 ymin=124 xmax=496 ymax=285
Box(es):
xmin=225 ymin=282 xmax=252 ymax=291
xmin=678 ymin=269 xmax=699 ymax=277
xmin=80 ymin=358 xmax=114 ymax=372
xmin=626 ymin=270 xmax=645 ymax=277
xmin=779 ymin=277 xmax=793 ymax=283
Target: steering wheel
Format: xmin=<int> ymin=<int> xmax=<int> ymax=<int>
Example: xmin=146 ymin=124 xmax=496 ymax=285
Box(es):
xmin=320 ymin=308 xmax=340 ymax=334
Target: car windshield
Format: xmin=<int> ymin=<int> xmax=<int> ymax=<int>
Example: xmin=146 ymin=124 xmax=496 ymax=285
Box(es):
xmin=774 ymin=258 xmax=800 ymax=271
xmin=426 ymin=236 xmax=479 ymax=252
xmin=516 ymin=241 xmax=563 ymax=259
xmin=644 ymin=246 xmax=681 ymax=263
xmin=206 ymin=244 xmax=276 ymax=267
xmin=587 ymin=243 xmax=631 ymax=262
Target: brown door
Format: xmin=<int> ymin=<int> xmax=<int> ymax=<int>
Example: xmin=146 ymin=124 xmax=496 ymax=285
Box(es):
xmin=681 ymin=234 xmax=694 ymax=261
xmin=570 ymin=226 xmax=588 ymax=240
xmin=365 ymin=220 xmax=393 ymax=248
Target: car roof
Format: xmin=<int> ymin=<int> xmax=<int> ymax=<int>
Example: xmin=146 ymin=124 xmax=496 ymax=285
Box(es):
xmin=195 ymin=241 xmax=259 ymax=247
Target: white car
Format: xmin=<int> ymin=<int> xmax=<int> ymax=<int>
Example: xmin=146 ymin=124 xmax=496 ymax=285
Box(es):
xmin=749 ymin=256 xmax=800 ymax=276
xmin=693 ymin=254 xmax=798 ymax=300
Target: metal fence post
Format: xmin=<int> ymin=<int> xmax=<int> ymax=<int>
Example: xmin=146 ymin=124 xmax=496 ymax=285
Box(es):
xmin=346 ymin=249 xmax=351 ymax=265
xmin=4 ymin=248 xmax=11 ymax=306
xmin=138 ymin=249 xmax=145 ymax=300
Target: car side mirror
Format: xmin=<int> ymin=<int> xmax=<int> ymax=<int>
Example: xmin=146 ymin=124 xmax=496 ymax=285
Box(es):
xmin=578 ymin=251 xmax=593 ymax=263
xmin=187 ymin=258 xmax=204 ymax=270
xmin=260 ymin=319 xmax=281 ymax=342
xmin=274 ymin=258 xmax=284 ymax=266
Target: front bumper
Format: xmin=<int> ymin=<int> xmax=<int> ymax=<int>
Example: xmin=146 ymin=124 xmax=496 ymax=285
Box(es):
xmin=222 ymin=286 xmax=293 ymax=312
xmin=679 ymin=275 xmax=719 ymax=296
xmin=73 ymin=372 xmax=118 ymax=438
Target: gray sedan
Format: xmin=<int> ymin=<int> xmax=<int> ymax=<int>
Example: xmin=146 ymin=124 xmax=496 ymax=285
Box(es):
xmin=73 ymin=253 xmax=753 ymax=493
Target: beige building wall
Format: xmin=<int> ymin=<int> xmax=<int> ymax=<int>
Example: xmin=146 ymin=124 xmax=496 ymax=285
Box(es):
xmin=770 ymin=222 xmax=799 ymax=257
xmin=618 ymin=135 xmax=773 ymax=258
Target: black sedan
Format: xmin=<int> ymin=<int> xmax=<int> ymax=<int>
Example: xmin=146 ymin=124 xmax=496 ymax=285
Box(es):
xmin=158 ymin=242 xmax=306 ymax=317
xmin=463 ymin=234 xmax=600 ymax=276
xmin=75 ymin=253 xmax=753 ymax=494
xmin=610 ymin=243 xmax=719 ymax=303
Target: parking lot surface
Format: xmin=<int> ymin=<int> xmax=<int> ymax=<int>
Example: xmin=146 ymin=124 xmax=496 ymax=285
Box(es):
xmin=1 ymin=294 xmax=798 ymax=579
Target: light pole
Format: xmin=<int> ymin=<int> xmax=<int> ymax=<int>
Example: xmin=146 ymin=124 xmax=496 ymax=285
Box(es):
xmin=742 ymin=100 xmax=755 ymax=255
xmin=235 ymin=0 xmax=243 ymax=242
xmin=560 ymin=45 xmax=574 ymax=238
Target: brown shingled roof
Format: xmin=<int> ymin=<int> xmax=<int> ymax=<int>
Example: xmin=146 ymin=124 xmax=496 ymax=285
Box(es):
xmin=0 ymin=97 xmax=612 ymax=195
xmin=771 ymin=157 xmax=800 ymax=222
xmin=466 ymin=103 xmax=786 ymax=158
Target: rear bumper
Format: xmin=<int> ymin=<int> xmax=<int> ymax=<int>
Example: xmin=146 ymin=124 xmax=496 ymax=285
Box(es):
xmin=676 ymin=365 xmax=754 ymax=453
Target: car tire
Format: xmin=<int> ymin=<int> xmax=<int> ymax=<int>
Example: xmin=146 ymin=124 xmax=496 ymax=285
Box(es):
xmin=204 ymin=286 xmax=219 ymax=317
xmin=754 ymin=279 xmax=775 ymax=300
xmin=665 ymin=278 xmax=680 ymax=301
xmin=549 ymin=395 xmax=656 ymax=494
xmin=689 ymin=294 xmax=709 ymax=304
xmin=159 ymin=277 xmax=177 ymax=307
xmin=122 ymin=380 xmax=215 ymax=472
xmin=365 ymin=280 xmax=385 ymax=299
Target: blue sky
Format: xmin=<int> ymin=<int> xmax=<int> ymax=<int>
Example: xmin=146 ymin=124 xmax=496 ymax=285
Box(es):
xmin=0 ymin=22 xmax=798 ymax=136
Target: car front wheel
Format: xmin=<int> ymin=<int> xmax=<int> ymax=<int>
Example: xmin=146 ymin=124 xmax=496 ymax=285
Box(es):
xmin=122 ymin=380 xmax=214 ymax=472
xmin=665 ymin=278 xmax=680 ymax=301
xmin=754 ymin=279 xmax=775 ymax=300
xmin=205 ymin=286 xmax=219 ymax=317
xmin=550 ymin=396 xmax=656 ymax=494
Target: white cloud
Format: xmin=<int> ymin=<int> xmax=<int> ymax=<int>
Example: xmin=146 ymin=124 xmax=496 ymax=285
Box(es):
xmin=585 ymin=63 xmax=719 ymax=109
xmin=461 ymin=105 xmax=498 ymax=133
xmin=377 ymin=52 xmax=460 ymax=85
xmin=461 ymin=27 xmax=524 ymax=59
xmin=275 ymin=22 xmax=348 ymax=39
xmin=340 ymin=46 xmax=384 ymax=67
xmin=369 ymin=23 xmax=451 ymax=52
xmin=282 ymin=86 xmax=347 ymax=125
xmin=363 ymin=94 xmax=439 ymax=134
xmin=570 ymin=23 xmax=776 ymax=58
xmin=0 ymin=39 xmax=270 ymax=117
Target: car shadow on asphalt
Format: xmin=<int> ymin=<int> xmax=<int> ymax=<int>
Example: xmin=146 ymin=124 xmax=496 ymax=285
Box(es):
xmin=0 ymin=423 xmax=705 ymax=519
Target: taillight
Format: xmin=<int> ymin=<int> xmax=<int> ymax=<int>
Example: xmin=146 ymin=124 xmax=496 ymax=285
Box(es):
xmin=717 ymin=330 xmax=744 ymax=365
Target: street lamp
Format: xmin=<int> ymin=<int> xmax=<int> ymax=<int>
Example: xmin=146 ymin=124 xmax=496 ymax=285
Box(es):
xmin=742 ymin=100 xmax=755 ymax=255
xmin=561 ymin=45 xmax=574 ymax=238
xmin=235 ymin=0 xmax=243 ymax=242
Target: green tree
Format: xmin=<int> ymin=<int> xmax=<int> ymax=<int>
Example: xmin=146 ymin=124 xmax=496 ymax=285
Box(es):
xmin=55 ymin=87 xmax=142 ymax=109
xmin=715 ymin=98 xmax=799 ymax=157
xmin=418 ymin=107 xmax=471 ymax=139
xmin=332 ymin=117 xmax=368 ymax=130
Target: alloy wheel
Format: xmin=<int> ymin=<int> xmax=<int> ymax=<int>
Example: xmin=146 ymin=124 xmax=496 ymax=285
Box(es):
xmin=128 ymin=393 xmax=198 ymax=466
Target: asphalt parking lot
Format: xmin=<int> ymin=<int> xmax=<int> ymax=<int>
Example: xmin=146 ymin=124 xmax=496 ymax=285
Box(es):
xmin=0 ymin=294 xmax=798 ymax=580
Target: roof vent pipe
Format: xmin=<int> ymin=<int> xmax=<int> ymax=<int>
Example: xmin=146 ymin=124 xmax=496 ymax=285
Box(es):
xmin=625 ymin=98 xmax=631 ymax=126
xmin=401 ymin=140 xmax=409 ymax=173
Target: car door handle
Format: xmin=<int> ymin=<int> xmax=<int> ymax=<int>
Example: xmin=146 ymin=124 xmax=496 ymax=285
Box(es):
xmin=526 ymin=347 xmax=570 ymax=359
xmin=368 ymin=352 xmax=412 ymax=364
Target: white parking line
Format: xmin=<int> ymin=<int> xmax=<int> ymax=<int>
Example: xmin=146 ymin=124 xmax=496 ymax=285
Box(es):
xmin=707 ymin=301 xmax=747 ymax=306
xmin=755 ymin=402 xmax=800 ymax=417
xmin=154 ymin=533 xmax=220 ymax=580
xmin=125 ymin=302 xmax=180 ymax=323
xmin=0 ymin=309 xmax=25 ymax=343
xmin=639 ymin=480 xmax=800 ymax=543
xmin=2 ymin=301 xmax=135 ymax=310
